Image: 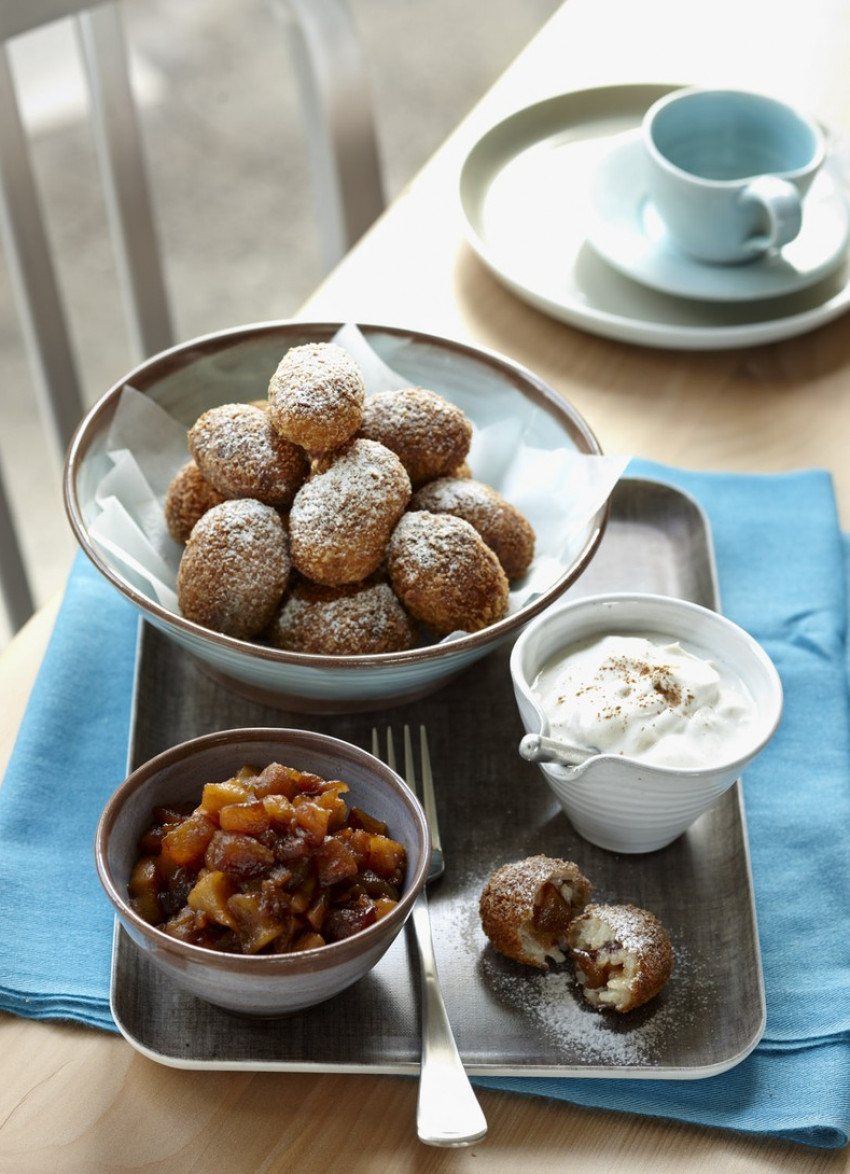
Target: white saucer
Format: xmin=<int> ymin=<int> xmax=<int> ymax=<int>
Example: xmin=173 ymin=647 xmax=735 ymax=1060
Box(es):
xmin=587 ymin=132 xmax=850 ymax=302
xmin=459 ymin=84 xmax=850 ymax=350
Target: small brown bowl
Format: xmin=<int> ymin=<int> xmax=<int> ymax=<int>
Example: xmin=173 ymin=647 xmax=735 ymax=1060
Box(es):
xmin=95 ymin=727 xmax=429 ymax=1016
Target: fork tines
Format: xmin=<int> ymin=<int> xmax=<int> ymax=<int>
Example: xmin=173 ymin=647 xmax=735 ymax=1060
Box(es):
xmin=373 ymin=726 xmax=441 ymax=858
xmin=372 ymin=725 xmax=416 ymax=791
xmin=373 ymin=724 xmax=423 ymax=783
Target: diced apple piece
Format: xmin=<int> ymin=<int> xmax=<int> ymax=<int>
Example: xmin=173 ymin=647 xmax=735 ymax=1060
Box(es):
xmin=128 ymin=856 xmax=162 ymax=924
xmin=373 ymin=897 xmax=398 ymax=921
xmin=337 ymin=826 xmax=371 ymax=867
xmin=161 ymin=906 xmax=209 ymax=945
xmin=261 ymin=793 xmax=295 ymax=828
xmin=314 ymin=789 xmax=349 ymax=832
xmin=291 ymin=931 xmax=325 ymax=952
xmin=234 ymin=765 xmax=261 ymax=781
xmin=187 ymin=869 xmax=238 ymax=929
xmin=161 ymin=810 xmax=217 ymax=868
xmin=316 ymin=778 xmax=350 ymax=797
xmin=290 ymin=872 xmax=317 ymax=915
xmin=219 ymin=800 xmax=271 ymax=836
xmin=305 ymin=887 xmax=330 ymax=931
xmin=201 ymin=779 xmax=253 ymax=814
xmin=250 ymin=762 xmax=303 ymax=799
xmin=367 ymin=834 xmax=406 ymax=884
xmin=314 ymin=836 xmax=359 ymax=885
xmin=293 ymin=799 xmax=330 ymax=845
xmin=349 ymin=807 xmax=388 ymax=835
xmin=227 ymin=892 xmax=288 ymax=954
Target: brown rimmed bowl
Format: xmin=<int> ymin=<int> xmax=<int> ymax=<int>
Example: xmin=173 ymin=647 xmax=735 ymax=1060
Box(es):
xmin=95 ymin=727 xmax=430 ymax=1016
xmin=65 ymin=320 xmax=608 ymax=712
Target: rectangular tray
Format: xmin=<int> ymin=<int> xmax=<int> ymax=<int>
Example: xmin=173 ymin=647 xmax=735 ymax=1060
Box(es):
xmin=111 ymin=477 xmax=765 ymax=1078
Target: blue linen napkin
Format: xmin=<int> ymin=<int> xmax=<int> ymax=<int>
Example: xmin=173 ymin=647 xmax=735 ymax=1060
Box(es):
xmin=1 ymin=461 xmax=848 ymax=1147
xmin=0 ymin=551 xmax=137 ymax=1029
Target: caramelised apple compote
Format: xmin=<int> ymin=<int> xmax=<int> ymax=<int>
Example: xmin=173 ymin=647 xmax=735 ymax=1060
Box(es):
xmin=128 ymin=762 xmax=406 ymax=955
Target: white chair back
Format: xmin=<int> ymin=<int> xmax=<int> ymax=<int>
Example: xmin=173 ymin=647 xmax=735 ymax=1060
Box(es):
xmin=0 ymin=0 xmax=383 ymax=634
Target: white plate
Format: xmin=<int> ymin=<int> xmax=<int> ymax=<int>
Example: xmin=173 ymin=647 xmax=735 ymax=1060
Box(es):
xmin=459 ymin=84 xmax=850 ymax=349
xmin=587 ymin=132 xmax=850 ymax=302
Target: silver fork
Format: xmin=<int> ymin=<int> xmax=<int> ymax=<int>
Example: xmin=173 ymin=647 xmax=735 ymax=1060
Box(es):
xmin=372 ymin=725 xmax=488 ymax=1148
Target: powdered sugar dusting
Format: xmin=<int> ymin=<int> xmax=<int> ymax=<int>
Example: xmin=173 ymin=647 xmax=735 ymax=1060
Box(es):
xmin=434 ymin=869 xmax=714 ymax=1072
xmin=292 ymin=440 xmax=409 ymax=528
xmin=188 ymin=403 xmax=307 ymax=506
xmin=388 ymin=510 xmax=479 ymax=571
xmin=288 ymin=439 xmax=411 ymax=584
xmin=269 ymin=580 xmax=417 ymax=655
xmin=358 ymin=387 xmax=472 ymax=484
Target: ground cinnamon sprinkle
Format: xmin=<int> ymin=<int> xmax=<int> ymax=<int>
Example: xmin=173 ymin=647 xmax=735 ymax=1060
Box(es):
xmin=588 ymin=654 xmax=689 ymax=722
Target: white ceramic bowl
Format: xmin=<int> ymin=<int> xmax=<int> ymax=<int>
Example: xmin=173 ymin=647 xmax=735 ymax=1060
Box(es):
xmin=95 ymin=728 xmax=430 ymax=1016
xmin=64 ymin=321 xmax=608 ymax=712
xmin=510 ymin=592 xmax=783 ymax=853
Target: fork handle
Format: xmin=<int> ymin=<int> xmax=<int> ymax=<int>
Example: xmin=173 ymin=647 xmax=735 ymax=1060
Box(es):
xmin=410 ymin=893 xmax=488 ymax=1147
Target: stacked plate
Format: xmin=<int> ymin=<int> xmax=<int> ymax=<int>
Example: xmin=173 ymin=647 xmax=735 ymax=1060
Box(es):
xmin=459 ymin=83 xmax=850 ymax=349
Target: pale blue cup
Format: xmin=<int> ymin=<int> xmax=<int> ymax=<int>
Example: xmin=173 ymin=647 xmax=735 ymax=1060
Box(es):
xmin=643 ymin=87 xmax=825 ymax=264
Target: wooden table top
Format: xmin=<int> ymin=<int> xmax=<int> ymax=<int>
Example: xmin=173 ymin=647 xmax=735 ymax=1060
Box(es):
xmin=3 ymin=0 xmax=850 ymax=1168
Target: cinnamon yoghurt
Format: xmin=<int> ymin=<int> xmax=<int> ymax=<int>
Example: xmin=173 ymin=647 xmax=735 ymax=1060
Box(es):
xmin=532 ymin=634 xmax=757 ymax=769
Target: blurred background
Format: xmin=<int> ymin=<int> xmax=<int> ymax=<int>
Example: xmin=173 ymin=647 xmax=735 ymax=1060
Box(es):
xmin=0 ymin=0 xmax=559 ymax=648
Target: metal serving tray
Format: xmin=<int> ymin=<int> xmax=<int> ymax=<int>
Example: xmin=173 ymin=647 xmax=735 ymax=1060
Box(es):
xmin=111 ymin=477 xmax=765 ymax=1077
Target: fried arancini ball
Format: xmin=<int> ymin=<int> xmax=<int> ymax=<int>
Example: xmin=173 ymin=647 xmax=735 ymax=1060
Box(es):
xmin=357 ymin=388 xmax=473 ymax=486
xmin=267 ymin=342 xmax=365 ymax=453
xmin=386 ymin=511 xmax=509 ymax=636
xmin=289 ymin=439 xmax=411 ymax=586
xmin=410 ymin=477 xmax=535 ymax=580
xmin=479 ymin=856 xmax=593 ymax=970
xmin=267 ymin=578 xmax=418 ymax=655
xmin=565 ymin=904 xmax=674 ymax=1013
xmin=164 ymin=460 xmax=226 ymax=544
xmin=177 ymin=499 xmax=291 ymax=640
xmin=188 ymin=403 xmax=308 ymax=508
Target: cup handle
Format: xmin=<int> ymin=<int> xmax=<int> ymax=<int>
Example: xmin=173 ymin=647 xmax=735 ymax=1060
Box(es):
xmin=740 ymin=175 xmax=803 ymax=254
